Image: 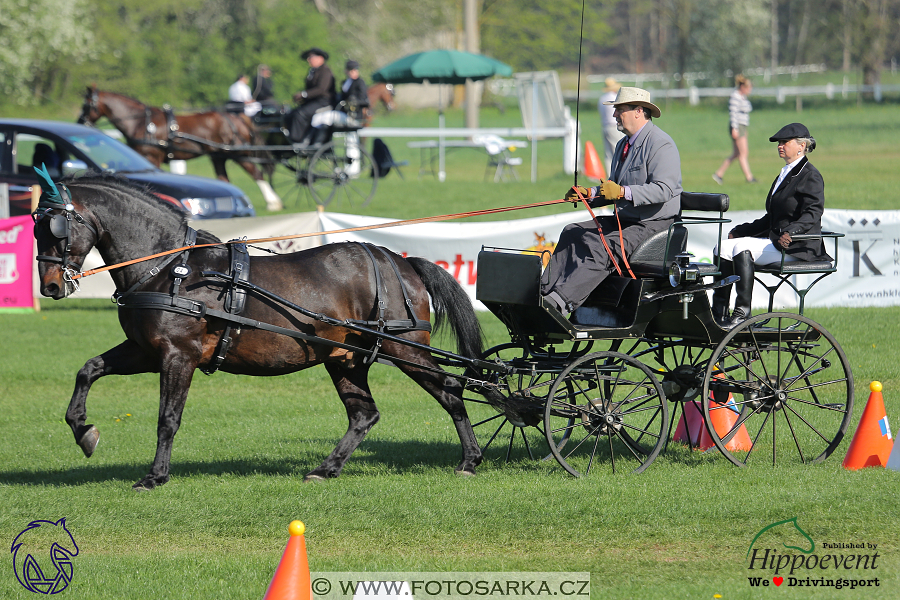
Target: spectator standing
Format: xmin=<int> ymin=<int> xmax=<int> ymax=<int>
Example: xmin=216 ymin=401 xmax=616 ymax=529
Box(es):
xmin=713 ymin=75 xmax=756 ymax=184
xmin=598 ymin=77 xmax=625 ymax=176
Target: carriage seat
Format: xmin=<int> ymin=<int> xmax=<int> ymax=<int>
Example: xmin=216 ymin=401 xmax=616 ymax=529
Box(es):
xmin=625 ymin=192 xmax=729 ymax=278
xmin=753 ymin=232 xmax=842 ymax=315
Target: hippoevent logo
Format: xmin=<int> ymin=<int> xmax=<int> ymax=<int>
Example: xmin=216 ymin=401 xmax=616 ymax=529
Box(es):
xmin=10 ymin=518 xmax=79 ymax=594
xmin=746 ymin=517 xmax=881 ymax=590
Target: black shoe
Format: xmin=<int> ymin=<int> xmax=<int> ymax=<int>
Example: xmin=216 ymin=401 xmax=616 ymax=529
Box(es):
xmin=719 ymin=251 xmax=754 ymax=330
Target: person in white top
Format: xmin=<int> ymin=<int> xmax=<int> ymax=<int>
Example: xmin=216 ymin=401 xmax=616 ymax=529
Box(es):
xmin=228 ymin=74 xmax=261 ymax=116
xmin=598 ymin=77 xmax=625 ymax=175
xmin=712 ymin=74 xmax=756 ymax=184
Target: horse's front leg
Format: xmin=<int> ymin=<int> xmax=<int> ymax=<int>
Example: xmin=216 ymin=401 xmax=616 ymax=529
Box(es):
xmin=133 ymin=355 xmax=197 ymax=491
xmin=66 ymin=340 xmax=157 ymax=459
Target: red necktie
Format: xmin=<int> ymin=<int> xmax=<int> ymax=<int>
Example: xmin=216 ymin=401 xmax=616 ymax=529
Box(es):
xmin=621 ymin=139 xmax=630 ymax=160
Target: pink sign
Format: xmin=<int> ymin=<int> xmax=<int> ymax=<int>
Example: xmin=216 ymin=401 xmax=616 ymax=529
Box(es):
xmin=0 ymin=215 xmax=35 ymax=311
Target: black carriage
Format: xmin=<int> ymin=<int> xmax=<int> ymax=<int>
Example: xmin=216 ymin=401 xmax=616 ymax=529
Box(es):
xmin=250 ymin=106 xmax=378 ymax=208
xmin=463 ymin=192 xmax=852 ymax=476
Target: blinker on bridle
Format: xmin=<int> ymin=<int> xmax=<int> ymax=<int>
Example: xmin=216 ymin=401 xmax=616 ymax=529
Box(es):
xmin=31 ymin=164 xmax=98 ymax=292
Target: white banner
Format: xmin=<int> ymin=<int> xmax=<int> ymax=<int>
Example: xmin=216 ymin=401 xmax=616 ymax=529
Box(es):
xmin=52 ymin=207 xmax=900 ymax=310
xmin=320 ymin=210 xmax=599 ymax=309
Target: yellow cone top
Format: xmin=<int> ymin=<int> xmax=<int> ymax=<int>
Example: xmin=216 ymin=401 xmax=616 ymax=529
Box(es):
xmin=871 ymin=381 xmax=883 ymax=393
xmin=288 ymin=520 xmax=306 ymax=536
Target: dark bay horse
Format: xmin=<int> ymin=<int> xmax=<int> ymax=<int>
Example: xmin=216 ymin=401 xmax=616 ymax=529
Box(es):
xmin=33 ymin=174 xmax=484 ymax=490
xmin=77 ymin=86 xmax=283 ymax=210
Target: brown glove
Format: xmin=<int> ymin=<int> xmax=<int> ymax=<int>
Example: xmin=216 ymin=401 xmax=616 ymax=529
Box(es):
xmin=599 ymin=179 xmax=623 ymax=201
xmin=564 ymin=186 xmax=591 ymax=205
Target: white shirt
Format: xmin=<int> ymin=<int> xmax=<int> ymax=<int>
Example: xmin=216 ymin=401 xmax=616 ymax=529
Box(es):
xmin=772 ymin=155 xmax=804 ymax=195
xmin=228 ymin=79 xmax=261 ymax=116
xmin=228 ymin=79 xmax=253 ymax=103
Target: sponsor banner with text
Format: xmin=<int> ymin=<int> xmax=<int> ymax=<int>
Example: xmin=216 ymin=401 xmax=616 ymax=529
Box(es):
xmin=0 ymin=215 xmax=34 ymax=312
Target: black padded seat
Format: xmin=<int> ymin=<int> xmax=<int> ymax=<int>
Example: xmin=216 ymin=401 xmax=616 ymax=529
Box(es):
xmin=627 ymin=225 xmax=687 ymax=277
xmin=756 ymin=260 xmax=834 ymax=274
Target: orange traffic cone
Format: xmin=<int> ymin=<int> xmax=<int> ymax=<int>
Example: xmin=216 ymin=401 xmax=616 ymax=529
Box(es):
xmin=264 ymin=520 xmax=312 ymax=600
xmin=584 ymin=141 xmax=606 ymax=181
xmin=700 ymin=396 xmax=753 ymax=451
xmin=673 ymin=400 xmax=703 ymax=447
xmin=843 ymin=381 xmax=894 ymax=470
xmin=699 ymin=373 xmax=752 ymax=451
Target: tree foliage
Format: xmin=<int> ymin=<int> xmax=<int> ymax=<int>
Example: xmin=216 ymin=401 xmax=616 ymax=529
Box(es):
xmin=1 ymin=0 xmax=899 ymax=112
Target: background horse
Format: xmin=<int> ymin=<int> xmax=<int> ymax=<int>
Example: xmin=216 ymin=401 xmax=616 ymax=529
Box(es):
xmin=33 ymin=174 xmax=484 ymax=490
xmin=367 ymin=82 xmax=396 ymax=114
xmin=78 ymin=86 xmax=283 ymax=210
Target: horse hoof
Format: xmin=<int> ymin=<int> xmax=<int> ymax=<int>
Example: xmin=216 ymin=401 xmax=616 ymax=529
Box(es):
xmin=454 ymin=467 xmax=476 ymax=477
xmin=132 ymin=483 xmax=153 ymax=492
xmin=303 ymin=474 xmax=327 ymax=483
xmin=77 ymin=425 xmax=100 ymax=457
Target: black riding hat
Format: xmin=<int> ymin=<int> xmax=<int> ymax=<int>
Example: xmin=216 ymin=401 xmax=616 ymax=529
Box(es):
xmin=345 ymin=60 xmax=360 ymax=71
xmin=769 ymin=123 xmax=812 ymax=142
xmin=301 ymin=47 xmax=329 ymax=60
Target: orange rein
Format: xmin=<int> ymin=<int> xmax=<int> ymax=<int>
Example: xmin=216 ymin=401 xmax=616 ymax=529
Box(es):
xmin=575 ymin=187 xmax=636 ymax=280
xmin=73 ymin=197 xmax=572 ymax=280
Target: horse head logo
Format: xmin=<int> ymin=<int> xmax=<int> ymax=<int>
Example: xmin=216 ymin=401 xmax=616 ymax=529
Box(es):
xmin=747 ymin=517 xmax=815 ymax=558
xmin=11 ymin=518 xmax=79 ymax=594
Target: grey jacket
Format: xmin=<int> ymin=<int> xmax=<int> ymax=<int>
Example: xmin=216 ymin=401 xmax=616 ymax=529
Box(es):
xmin=601 ymin=121 xmax=682 ymax=222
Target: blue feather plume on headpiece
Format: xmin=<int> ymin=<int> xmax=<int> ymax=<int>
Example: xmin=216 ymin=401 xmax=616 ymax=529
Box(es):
xmin=34 ymin=163 xmax=64 ymax=204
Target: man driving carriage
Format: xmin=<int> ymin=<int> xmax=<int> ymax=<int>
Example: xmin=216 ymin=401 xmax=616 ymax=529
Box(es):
xmin=288 ymin=47 xmax=337 ymax=146
xmin=542 ymin=87 xmax=682 ymax=316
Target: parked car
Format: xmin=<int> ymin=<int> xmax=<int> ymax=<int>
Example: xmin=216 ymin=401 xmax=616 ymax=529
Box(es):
xmin=0 ymin=119 xmax=255 ymax=218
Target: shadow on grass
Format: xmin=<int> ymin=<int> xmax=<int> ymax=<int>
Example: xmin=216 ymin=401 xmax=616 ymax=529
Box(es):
xmin=0 ymin=437 xmax=494 ymax=487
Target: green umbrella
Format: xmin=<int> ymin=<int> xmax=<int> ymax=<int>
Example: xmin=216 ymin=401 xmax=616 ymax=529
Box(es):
xmin=372 ymin=49 xmax=512 ymax=85
xmin=372 ymin=50 xmax=513 ymax=181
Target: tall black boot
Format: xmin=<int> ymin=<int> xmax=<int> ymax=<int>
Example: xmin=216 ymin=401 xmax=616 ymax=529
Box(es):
xmin=722 ymin=250 xmax=754 ymax=330
xmin=710 ymin=256 xmax=733 ymax=324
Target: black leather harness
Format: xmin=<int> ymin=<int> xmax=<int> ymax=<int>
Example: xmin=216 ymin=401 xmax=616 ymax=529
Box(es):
xmin=115 ymin=237 xmax=430 ymax=375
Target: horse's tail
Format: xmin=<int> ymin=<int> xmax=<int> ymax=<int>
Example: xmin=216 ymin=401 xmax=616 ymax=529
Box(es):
xmin=407 ymin=257 xmax=483 ymax=360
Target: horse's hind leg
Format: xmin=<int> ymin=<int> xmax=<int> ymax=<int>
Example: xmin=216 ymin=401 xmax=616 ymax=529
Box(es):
xmin=65 ymin=340 xmax=157 ymax=458
xmin=394 ymin=349 xmax=482 ymax=476
xmin=305 ymin=362 xmax=380 ymax=481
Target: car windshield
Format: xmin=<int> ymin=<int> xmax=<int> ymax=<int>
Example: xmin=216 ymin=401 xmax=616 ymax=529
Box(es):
xmin=63 ymin=131 xmax=159 ymax=173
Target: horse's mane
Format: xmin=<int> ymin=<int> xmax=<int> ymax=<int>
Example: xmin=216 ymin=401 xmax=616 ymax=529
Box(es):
xmin=63 ymin=172 xmax=221 ymax=245
xmin=97 ymin=89 xmax=148 ymax=108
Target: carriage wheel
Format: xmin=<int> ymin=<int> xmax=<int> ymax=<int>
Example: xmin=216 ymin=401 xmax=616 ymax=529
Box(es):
xmin=308 ymin=135 xmax=378 ymax=207
xmin=626 ymin=337 xmax=717 ymax=450
xmin=465 ymin=344 xmax=558 ymax=463
xmin=544 ymin=351 xmax=668 ymax=476
xmin=701 ymin=313 xmax=854 ymax=467
xmin=270 ymin=151 xmax=313 ymax=208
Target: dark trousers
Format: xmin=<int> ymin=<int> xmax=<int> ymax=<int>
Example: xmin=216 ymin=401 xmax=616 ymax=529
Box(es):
xmin=542 ymin=216 xmax=671 ymax=311
xmin=288 ymin=99 xmax=330 ymax=142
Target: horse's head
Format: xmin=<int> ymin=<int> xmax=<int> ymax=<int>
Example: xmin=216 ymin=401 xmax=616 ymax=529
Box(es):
xmin=32 ymin=168 xmax=100 ymax=300
xmin=77 ymin=85 xmax=101 ymax=125
xmin=369 ymin=83 xmax=396 ymax=112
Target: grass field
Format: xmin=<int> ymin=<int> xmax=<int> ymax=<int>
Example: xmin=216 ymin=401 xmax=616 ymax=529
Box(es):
xmin=173 ymin=100 xmax=900 ymax=218
xmin=3 ymin=98 xmax=900 ymax=599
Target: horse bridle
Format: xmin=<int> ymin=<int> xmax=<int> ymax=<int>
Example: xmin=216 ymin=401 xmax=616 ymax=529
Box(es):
xmin=77 ymin=89 xmax=99 ymax=126
xmin=32 ymin=189 xmax=98 ymax=292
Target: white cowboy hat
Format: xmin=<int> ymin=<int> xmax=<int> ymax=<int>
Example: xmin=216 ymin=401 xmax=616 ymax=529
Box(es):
xmin=602 ymin=86 xmax=661 ymax=118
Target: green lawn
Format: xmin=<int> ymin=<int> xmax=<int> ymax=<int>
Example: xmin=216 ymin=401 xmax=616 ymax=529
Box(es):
xmin=177 ymin=101 xmax=900 ymax=219
xmin=3 ymin=98 xmax=900 ymax=599
xmin=2 ymin=302 xmax=899 ymax=599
